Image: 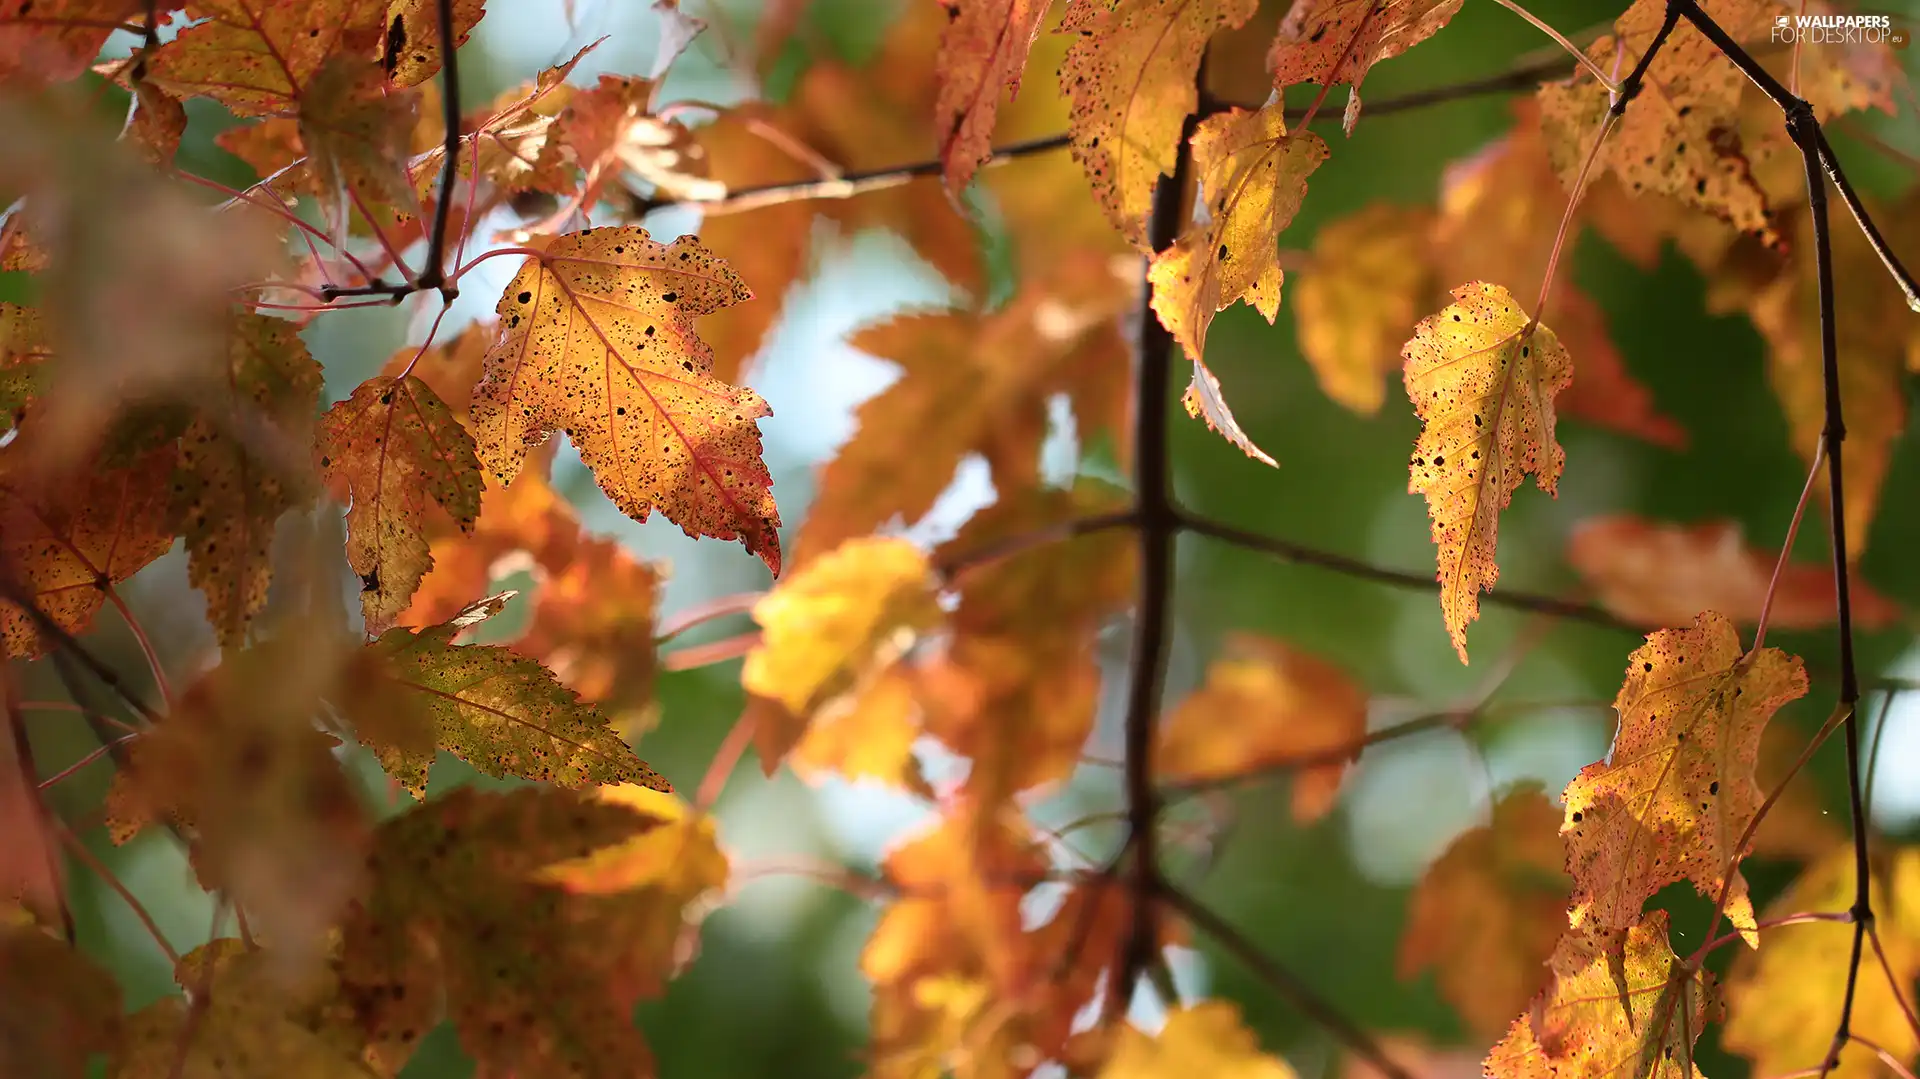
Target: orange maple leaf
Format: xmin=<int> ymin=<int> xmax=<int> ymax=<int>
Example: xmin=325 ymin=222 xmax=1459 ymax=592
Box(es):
xmin=934 ymin=0 xmax=1051 ymax=195
xmin=1561 ymin=611 xmax=1807 ymax=941
xmin=469 ymin=226 xmax=782 ymax=575
xmin=145 ymin=0 xmax=387 ymax=116
xmin=1291 ymin=203 xmax=1432 ymax=415
xmin=1403 ymin=282 xmax=1572 ymax=664
xmin=1267 ymin=0 xmax=1463 ymax=93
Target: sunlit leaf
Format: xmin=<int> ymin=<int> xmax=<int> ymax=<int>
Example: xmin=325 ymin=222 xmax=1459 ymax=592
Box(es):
xmin=1403 ymin=281 xmax=1571 ymax=664
xmin=934 ymin=0 xmax=1050 ymax=194
xmin=1562 ymin=611 xmax=1807 ymax=941
xmin=378 ymin=0 xmax=486 ymax=86
xmin=1267 ymin=0 xmax=1463 ymax=92
xmin=1291 ymin=203 xmax=1432 ymax=415
xmin=145 ymin=0 xmax=387 ymax=116
xmin=1099 ymin=1001 xmax=1294 ymax=1079
xmin=469 ymin=226 xmax=782 ymax=575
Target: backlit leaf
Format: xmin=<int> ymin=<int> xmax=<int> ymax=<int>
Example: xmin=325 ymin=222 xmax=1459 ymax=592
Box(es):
xmin=1536 ymin=0 xmax=1779 ymax=244
xmin=741 ymin=535 xmax=941 ymax=773
xmin=1149 ymin=101 xmax=1325 ymax=467
xmin=1723 ymin=845 xmax=1920 ymax=1079
xmin=0 ymin=442 xmax=176 ymax=658
xmin=1154 ymin=633 xmax=1366 ymax=821
xmin=1486 ymin=911 xmax=1715 ymax=1079
xmin=336 ymin=786 xmax=693 ymax=1076
xmin=1561 ymin=611 xmax=1807 ymax=940
xmin=469 ymin=226 xmax=782 ymax=575
xmin=1399 ymin=786 xmax=1569 ymax=1039
xmin=934 ymin=0 xmax=1050 ymax=195
xmin=298 ymin=56 xmax=423 ymax=231
xmin=0 ymin=302 xmax=50 ymax=431
xmin=787 ymin=666 xmax=934 ymax=795
xmin=1058 ymin=0 xmax=1258 ymax=246
xmin=1567 ymin=515 xmax=1901 ymax=631
xmin=1099 ymin=1001 xmax=1294 ymax=1079
xmin=378 ymin=0 xmax=486 ymax=86
xmin=1267 ymin=0 xmax=1463 ymax=92
xmin=1403 ymin=281 xmax=1571 ymax=664
xmin=0 ymin=0 xmax=152 ymax=86
xmin=145 ymin=0 xmax=387 ymax=116
xmin=1292 ymin=203 xmax=1432 ymax=414
xmin=365 ymin=611 xmax=670 ymax=797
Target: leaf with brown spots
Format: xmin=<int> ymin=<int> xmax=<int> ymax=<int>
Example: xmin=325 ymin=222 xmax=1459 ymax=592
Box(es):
xmin=316 ymin=372 xmax=484 ymax=635
xmin=469 ymin=226 xmax=782 ymax=576
xmin=934 ymin=0 xmax=1050 ymax=195
xmin=336 ymin=786 xmax=689 ymax=1077
xmin=365 ymin=607 xmax=669 ymax=797
xmin=1399 ymin=786 xmax=1569 ymax=1039
xmin=1567 ymin=515 xmax=1902 ymax=632
xmin=1149 ymin=102 xmax=1325 ymax=465
xmin=1403 ymin=281 xmax=1571 ymax=664
xmin=0 ymin=440 xmax=177 ymax=658
xmin=1485 ymin=911 xmax=1715 ymax=1079
xmin=145 ymin=0 xmax=387 ymax=116
xmin=1560 ymin=611 xmax=1806 ymax=942
xmin=1536 ymin=0 xmax=1780 ymax=245
xmin=741 ymin=536 xmax=941 ymax=773
xmin=1291 ymin=202 xmax=1432 ymax=415
xmin=1058 ymin=0 xmax=1258 ymax=247
xmin=177 ymin=309 xmax=325 ymax=647
xmin=1154 ymin=632 xmax=1366 ymax=821
xmin=1267 ymin=0 xmax=1464 ymax=93
xmin=378 ymin=0 xmax=485 ymax=86
xmin=0 ymin=302 xmax=50 ymax=431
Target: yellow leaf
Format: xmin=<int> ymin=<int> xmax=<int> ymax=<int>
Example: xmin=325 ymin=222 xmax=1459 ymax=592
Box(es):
xmin=316 ymin=373 xmax=484 ymax=634
xmin=788 ymin=664 xmax=935 ymax=796
xmin=1058 ymin=0 xmax=1258 ymax=246
xmin=378 ymin=0 xmax=487 ymax=86
xmin=469 ymin=226 xmax=782 ymax=575
xmin=1402 ymin=281 xmax=1571 ymax=664
xmin=1149 ymin=102 xmax=1325 ymax=467
xmin=1398 ymin=786 xmax=1569 ymax=1039
xmin=539 ymin=784 xmax=729 ymax=903
xmin=1154 ymin=633 xmax=1366 ymax=821
xmin=742 ymin=536 xmax=941 ymax=772
xmin=1561 ymin=611 xmax=1807 ymax=940
xmin=1099 ymin=1001 xmax=1295 ymax=1079
xmin=1292 ymin=203 xmax=1432 ymax=415
xmin=1486 ymin=911 xmax=1715 ymax=1079
xmin=1723 ymin=846 xmax=1920 ymax=1079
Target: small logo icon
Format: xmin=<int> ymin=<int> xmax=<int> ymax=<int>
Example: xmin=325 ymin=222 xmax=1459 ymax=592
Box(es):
xmin=1775 ymin=14 xmax=1790 ymax=26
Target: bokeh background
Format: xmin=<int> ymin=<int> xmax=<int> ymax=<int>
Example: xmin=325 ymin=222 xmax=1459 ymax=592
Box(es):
xmin=10 ymin=0 xmax=1920 ymax=1075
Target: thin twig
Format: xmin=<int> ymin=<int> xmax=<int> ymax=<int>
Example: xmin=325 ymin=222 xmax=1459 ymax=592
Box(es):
xmin=1161 ymin=883 xmax=1414 ymax=1079
xmin=54 ymin=820 xmax=180 ymax=966
xmin=1753 ymin=438 xmax=1826 ymax=653
xmin=417 ymin=0 xmax=464 ymax=297
xmin=1486 ymin=0 xmax=1617 ymax=90
xmin=1175 ymin=509 xmax=1632 ymax=631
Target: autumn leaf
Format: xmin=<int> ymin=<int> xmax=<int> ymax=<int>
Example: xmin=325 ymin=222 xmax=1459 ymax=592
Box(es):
xmin=1 ymin=0 xmax=152 ymax=86
xmin=317 ymin=373 xmax=484 ymax=634
xmin=1058 ymin=0 xmax=1258 ymax=246
xmin=0 ymin=442 xmax=177 ymax=658
xmin=298 ymin=56 xmax=424 ymax=231
xmin=469 ymin=227 xmax=782 ymax=575
xmin=364 ymin=609 xmax=669 ymax=797
xmin=104 ymin=634 xmax=370 ymax=962
xmin=1723 ymin=845 xmax=1920 ymax=1079
xmin=1486 ymin=911 xmax=1715 ymax=1079
xmin=1561 ymin=611 xmax=1807 ymax=941
xmin=797 ymin=255 xmax=1134 ymax=566
xmin=1267 ymin=0 xmax=1463 ymax=94
xmin=741 ymin=535 xmax=941 ymax=773
xmin=1154 ymin=633 xmax=1366 ymax=821
xmin=0 ymin=926 xmax=120 ymax=1079
xmin=145 ymin=0 xmax=387 ymax=116
xmin=1403 ymin=282 xmax=1572 ymax=664
xmin=336 ymin=786 xmax=699 ymax=1076
xmin=539 ymin=75 xmax=715 ymax=211
xmin=1536 ymin=0 xmax=1779 ymax=245
xmin=178 ymin=309 xmax=325 ymax=646
xmin=0 ymin=302 xmax=49 ymax=432
xmin=517 ymin=531 xmax=663 ymax=708
xmin=1149 ymin=101 xmax=1326 ymax=466
xmin=1399 ymin=786 xmax=1569 ymax=1039
xmin=1567 ymin=515 xmax=1902 ymax=631
xmin=378 ymin=0 xmax=486 ymax=86
xmin=787 ymin=666 xmax=934 ymax=795
xmin=934 ymin=0 xmax=1049 ymax=195
xmin=1292 ymin=203 xmax=1432 ymax=414
xmin=1099 ymin=1001 xmax=1294 ymax=1079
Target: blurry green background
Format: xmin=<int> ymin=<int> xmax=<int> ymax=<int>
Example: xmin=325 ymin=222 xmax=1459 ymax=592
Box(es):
xmin=11 ymin=0 xmax=1920 ymax=1076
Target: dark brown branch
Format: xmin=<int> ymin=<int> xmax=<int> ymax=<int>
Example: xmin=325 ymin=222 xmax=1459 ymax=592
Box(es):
xmin=1160 ymin=883 xmax=1415 ymax=1079
xmin=1175 ymin=509 xmax=1634 ymax=632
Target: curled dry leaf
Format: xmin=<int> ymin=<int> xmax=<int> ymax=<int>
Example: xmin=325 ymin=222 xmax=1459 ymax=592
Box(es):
xmin=1561 ymin=611 xmax=1807 ymax=944
xmin=1058 ymin=0 xmax=1257 ymax=246
xmin=741 ymin=536 xmax=941 ymax=773
xmin=1154 ymin=632 xmax=1366 ymax=821
xmin=1567 ymin=515 xmax=1902 ymax=631
xmin=1403 ymin=282 xmax=1571 ymax=664
xmin=1149 ymin=101 xmax=1326 ymax=468
xmin=469 ymin=226 xmax=782 ymax=575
